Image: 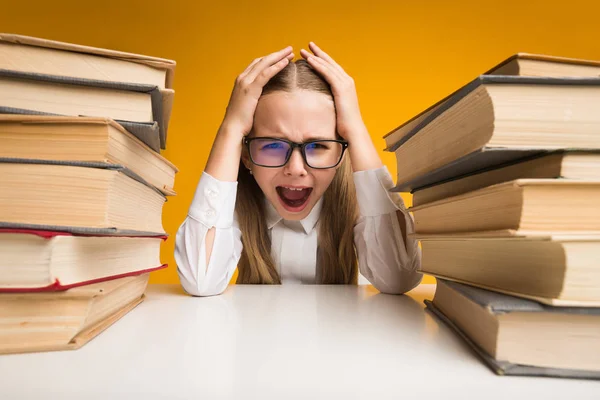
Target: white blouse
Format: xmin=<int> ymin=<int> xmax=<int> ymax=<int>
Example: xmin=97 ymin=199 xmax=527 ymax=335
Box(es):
xmin=175 ymin=166 xmax=422 ymax=296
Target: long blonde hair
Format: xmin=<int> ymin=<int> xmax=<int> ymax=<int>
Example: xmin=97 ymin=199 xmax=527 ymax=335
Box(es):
xmin=235 ymin=60 xmax=359 ymax=285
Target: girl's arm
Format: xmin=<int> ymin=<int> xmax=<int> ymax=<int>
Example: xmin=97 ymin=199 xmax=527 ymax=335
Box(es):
xmin=174 ymin=145 xmax=242 ymax=297
xmin=174 ymin=121 xmax=244 ymax=296
xmin=341 ymin=114 xmax=422 ymax=293
xmin=352 ymin=167 xmax=423 ymax=294
xmin=301 ymin=43 xmax=422 ymax=293
xmin=175 ymin=47 xmax=294 ymax=296
xmin=342 ymin=121 xmax=422 ymax=293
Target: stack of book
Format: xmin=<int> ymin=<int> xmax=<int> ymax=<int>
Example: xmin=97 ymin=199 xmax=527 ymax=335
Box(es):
xmin=0 ymin=34 xmax=178 ymax=354
xmin=384 ymin=53 xmax=600 ymax=379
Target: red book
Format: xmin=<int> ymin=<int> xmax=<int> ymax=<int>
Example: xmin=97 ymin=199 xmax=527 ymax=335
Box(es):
xmin=0 ymin=227 xmax=167 ymax=292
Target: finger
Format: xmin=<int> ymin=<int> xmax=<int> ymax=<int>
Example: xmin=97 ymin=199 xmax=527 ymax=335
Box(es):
xmin=308 ymin=42 xmax=347 ymax=76
xmin=241 ymin=51 xmax=293 ymax=80
xmin=303 ymin=50 xmax=344 ymax=80
xmin=246 ymin=46 xmax=293 ymax=81
xmin=305 ymin=54 xmax=343 ymax=85
xmin=239 ymin=57 xmax=263 ymax=78
xmin=253 ymin=56 xmax=291 ymax=87
xmin=300 ymin=48 xmax=344 ymax=82
xmin=299 ymin=48 xmax=312 ymax=59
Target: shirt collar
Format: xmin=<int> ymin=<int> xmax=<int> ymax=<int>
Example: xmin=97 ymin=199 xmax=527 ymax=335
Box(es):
xmin=265 ymin=196 xmax=323 ymax=235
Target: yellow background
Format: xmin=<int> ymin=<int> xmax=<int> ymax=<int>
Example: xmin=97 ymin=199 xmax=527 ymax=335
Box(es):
xmin=2 ymin=0 xmax=600 ymax=285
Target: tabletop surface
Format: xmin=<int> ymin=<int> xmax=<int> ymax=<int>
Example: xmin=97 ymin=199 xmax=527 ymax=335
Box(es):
xmin=1 ymin=283 xmax=599 ymax=399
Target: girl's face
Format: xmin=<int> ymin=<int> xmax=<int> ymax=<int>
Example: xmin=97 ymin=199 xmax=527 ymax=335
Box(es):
xmin=244 ymin=90 xmax=341 ymax=221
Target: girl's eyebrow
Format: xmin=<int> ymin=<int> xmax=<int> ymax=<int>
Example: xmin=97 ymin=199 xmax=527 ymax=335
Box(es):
xmin=255 ymin=133 xmax=335 ymax=142
xmin=303 ymin=135 xmax=334 ymax=141
xmin=254 ymin=132 xmax=287 ymax=139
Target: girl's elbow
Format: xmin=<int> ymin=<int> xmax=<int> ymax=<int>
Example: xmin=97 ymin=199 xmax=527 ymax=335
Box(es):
xmin=370 ymin=270 xmax=423 ymax=295
xmin=372 ymin=281 xmax=407 ymax=295
xmin=186 ymin=287 xmax=227 ymax=297
xmin=180 ymin=277 xmax=228 ymax=297
xmin=176 ymin=262 xmax=229 ymax=297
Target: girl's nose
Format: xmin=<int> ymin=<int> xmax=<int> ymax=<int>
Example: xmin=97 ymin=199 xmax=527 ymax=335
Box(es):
xmin=283 ymin=147 xmax=308 ymax=177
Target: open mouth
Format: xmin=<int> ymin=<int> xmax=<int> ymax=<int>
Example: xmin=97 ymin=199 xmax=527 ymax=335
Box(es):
xmin=276 ymin=186 xmax=313 ymax=212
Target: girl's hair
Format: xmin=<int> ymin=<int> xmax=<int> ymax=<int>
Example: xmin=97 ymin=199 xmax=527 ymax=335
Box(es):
xmin=235 ymin=59 xmax=359 ymax=285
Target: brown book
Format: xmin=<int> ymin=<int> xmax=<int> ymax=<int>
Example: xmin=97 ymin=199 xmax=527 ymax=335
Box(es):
xmin=0 ymin=162 xmax=166 ymax=233
xmin=0 ymin=33 xmax=175 ymax=89
xmin=0 ymin=75 xmax=153 ymax=123
xmin=0 ymin=115 xmax=178 ymax=195
xmin=410 ymin=179 xmax=600 ymax=234
xmin=426 ymin=280 xmax=600 ymax=378
xmin=0 ymin=274 xmax=149 ymax=354
xmin=388 ymin=76 xmax=600 ymax=192
xmin=412 ymin=152 xmax=600 ymax=207
xmin=0 ymin=33 xmax=175 ymax=150
xmin=417 ymin=233 xmax=600 ymax=306
xmin=489 ymin=53 xmax=600 ymax=78
xmin=383 ymin=53 xmax=600 ymax=150
xmin=0 ymin=228 xmax=166 ymax=291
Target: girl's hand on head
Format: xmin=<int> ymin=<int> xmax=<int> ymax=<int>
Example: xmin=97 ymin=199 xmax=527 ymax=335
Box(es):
xmin=222 ymin=46 xmax=294 ymax=138
xmin=300 ymin=42 xmax=368 ymax=143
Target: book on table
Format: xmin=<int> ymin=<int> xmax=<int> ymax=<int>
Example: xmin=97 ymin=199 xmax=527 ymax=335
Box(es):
xmin=0 ymin=33 xmax=176 ymax=356
xmin=0 ymin=274 xmax=150 ymax=354
xmin=425 ymin=279 xmax=600 ymax=378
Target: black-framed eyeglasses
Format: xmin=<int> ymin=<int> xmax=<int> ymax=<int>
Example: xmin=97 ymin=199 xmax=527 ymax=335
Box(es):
xmin=243 ymin=137 xmax=348 ymax=169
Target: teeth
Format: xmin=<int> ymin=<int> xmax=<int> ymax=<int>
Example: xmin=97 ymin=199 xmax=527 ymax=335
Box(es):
xmin=284 ymin=187 xmax=304 ymax=191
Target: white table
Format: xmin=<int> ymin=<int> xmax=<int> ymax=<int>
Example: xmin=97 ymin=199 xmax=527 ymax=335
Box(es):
xmin=1 ymin=284 xmax=599 ymax=399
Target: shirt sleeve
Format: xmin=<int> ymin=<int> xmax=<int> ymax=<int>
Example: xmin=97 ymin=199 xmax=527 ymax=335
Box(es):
xmin=353 ymin=166 xmax=423 ymax=294
xmin=174 ymin=171 xmax=242 ymax=296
